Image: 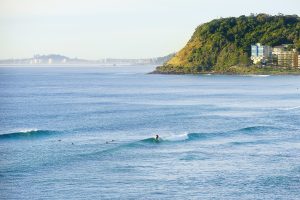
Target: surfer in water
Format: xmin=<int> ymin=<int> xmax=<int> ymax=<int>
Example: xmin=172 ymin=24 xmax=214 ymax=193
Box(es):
xmin=155 ymin=134 xmax=159 ymax=141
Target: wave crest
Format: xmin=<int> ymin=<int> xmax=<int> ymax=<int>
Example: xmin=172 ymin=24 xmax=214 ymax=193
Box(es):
xmin=139 ymin=125 xmax=280 ymax=144
xmin=0 ymin=129 xmax=57 ymax=140
xmin=236 ymin=125 xmax=280 ymax=133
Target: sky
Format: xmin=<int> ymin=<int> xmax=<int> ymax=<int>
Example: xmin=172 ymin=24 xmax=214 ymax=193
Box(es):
xmin=0 ymin=0 xmax=299 ymax=59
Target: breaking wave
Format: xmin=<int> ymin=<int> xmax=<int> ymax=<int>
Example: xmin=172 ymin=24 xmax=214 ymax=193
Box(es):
xmin=0 ymin=129 xmax=57 ymax=140
xmin=152 ymin=125 xmax=280 ymax=142
xmin=134 ymin=125 xmax=280 ymax=145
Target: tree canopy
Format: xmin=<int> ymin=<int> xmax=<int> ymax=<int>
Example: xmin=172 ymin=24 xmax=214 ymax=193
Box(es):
xmin=157 ymin=14 xmax=300 ymax=74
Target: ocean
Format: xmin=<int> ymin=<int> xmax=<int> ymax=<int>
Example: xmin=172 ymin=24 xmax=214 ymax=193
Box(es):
xmin=0 ymin=65 xmax=300 ymax=199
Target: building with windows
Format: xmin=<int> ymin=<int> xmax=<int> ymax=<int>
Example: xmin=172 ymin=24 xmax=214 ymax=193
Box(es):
xmin=270 ymin=44 xmax=299 ymax=67
xmin=250 ymin=43 xmax=300 ymax=67
xmin=251 ymin=43 xmax=272 ymax=64
xmin=293 ymin=50 xmax=298 ymax=67
xmin=277 ymin=51 xmax=293 ymax=67
xmin=276 ymin=49 xmax=298 ymax=67
xmin=272 ymin=45 xmax=285 ymax=56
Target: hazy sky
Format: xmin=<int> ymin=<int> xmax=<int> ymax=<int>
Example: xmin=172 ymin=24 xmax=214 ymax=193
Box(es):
xmin=0 ymin=0 xmax=299 ymax=59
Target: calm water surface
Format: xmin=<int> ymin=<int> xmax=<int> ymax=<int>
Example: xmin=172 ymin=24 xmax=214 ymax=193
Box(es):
xmin=0 ymin=66 xmax=300 ymax=199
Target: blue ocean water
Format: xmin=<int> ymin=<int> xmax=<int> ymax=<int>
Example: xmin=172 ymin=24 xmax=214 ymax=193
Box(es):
xmin=0 ymin=66 xmax=300 ymax=199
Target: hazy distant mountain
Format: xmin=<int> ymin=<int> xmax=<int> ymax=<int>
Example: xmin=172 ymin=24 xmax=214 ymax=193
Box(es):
xmin=0 ymin=53 xmax=175 ymax=65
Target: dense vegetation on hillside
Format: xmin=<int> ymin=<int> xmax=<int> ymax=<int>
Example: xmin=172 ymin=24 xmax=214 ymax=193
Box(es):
xmin=155 ymin=14 xmax=300 ymax=74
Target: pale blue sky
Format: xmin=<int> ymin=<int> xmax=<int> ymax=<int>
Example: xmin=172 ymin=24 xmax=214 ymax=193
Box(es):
xmin=0 ymin=0 xmax=299 ymax=59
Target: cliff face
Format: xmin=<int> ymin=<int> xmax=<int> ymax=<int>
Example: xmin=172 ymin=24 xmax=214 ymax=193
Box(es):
xmin=155 ymin=14 xmax=300 ymax=74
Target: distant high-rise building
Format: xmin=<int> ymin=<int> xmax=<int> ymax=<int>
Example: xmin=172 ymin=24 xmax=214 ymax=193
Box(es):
xmin=251 ymin=43 xmax=272 ymax=64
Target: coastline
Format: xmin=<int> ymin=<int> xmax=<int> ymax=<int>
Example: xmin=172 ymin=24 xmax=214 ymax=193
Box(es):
xmin=151 ymin=65 xmax=300 ymax=75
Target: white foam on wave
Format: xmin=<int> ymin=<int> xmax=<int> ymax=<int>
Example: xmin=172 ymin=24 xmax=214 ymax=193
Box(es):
xmin=280 ymin=106 xmax=300 ymax=111
xmin=18 ymin=128 xmax=39 ymax=133
xmin=242 ymin=75 xmax=270 ymax=77
xmin=0 ymin=128 xmax=39 ymax=136
xmin=253 ymin=75 xmax=270 ymax=77
xmin=164 ymin=133 xmax=189 ymax=141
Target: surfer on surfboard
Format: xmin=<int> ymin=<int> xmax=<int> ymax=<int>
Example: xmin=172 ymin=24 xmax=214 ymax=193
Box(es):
xmin=155 ymin=134 xmax=159 ymax=141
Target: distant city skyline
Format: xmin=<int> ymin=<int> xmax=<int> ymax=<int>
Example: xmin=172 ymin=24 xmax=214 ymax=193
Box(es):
xmin=0 ymin=0 xmax=299 ymax=60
